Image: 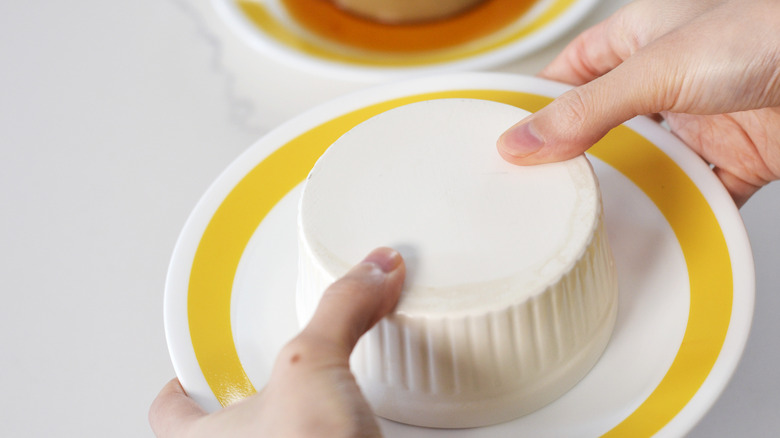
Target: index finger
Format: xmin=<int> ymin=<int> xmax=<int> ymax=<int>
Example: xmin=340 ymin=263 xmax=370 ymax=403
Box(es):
xmin=540 ymin=0 xmax=716 ymax=85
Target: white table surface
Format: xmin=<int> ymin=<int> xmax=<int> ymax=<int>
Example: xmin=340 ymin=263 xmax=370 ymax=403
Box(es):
xmin=1 ymin=1 xmax=778 ymax=436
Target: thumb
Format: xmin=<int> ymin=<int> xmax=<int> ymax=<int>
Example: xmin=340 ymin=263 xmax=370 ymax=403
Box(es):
xmin=497 ymin=36 xmax=676 ymax=166
xmin=283 ymin=247 xmax=405 ymax=366
xmin=498 ymin=68 xmax=648 ymax=165
xmin=149 ymin=378 xmax=206 ymax=437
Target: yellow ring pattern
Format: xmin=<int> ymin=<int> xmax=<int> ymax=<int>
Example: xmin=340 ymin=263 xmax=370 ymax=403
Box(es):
xmin=236 ymin=0 xmax=577 ymax=66
xmin=187 ymin=91 xmax=732 ymax=436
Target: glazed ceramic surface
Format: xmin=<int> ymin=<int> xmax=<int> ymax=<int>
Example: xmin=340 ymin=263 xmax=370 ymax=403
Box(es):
xmin=212 ymin=0 xmax=601 ymax=80
xmin=296 ymin=99 xmax=618 ymax=427
xmin=164 ymin=73 xmax=754 ymax=437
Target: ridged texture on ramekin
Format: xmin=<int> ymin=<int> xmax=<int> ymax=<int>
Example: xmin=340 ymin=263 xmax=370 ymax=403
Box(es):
xmin=296 ymin=211 xmax=618 ymax=428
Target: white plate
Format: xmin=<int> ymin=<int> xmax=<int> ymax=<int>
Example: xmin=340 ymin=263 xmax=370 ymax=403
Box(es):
xmin=164 ymin=73 xmax=754 ymax=437
xmin=211 ymin=0 xmax=600 ymax=81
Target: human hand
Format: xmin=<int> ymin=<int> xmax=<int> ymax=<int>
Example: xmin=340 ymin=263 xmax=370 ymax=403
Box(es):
xmin=149 ymin=247 xmax=405 ymax=438
xmin=498 ymin=0 xmax=780 ymax=207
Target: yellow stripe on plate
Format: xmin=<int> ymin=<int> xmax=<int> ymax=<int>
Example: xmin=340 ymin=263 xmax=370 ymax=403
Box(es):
xmin=236 ymin=0 xmax=577 ymax=66
xmin=591 ymin=127 xmax=732 ymax=437
xmin=187 ymin=91 xmax=732 ymax=435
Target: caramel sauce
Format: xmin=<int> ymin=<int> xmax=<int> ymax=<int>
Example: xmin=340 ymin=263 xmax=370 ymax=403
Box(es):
xmin=279 ymin=0 xmax=539 ymax=53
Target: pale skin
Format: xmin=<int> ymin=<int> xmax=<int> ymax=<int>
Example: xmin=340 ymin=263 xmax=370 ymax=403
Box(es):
xmin=151 ymin=1 xmax=779 ymax=436
xmin=149 ymin=247 xmax=405 ymax=437
xmin=498 ymin=0 xmax=780 ymax=207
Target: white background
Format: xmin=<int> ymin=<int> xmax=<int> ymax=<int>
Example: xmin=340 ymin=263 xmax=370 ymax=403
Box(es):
xmin=1 ymin=0 xmax=777 ymax=436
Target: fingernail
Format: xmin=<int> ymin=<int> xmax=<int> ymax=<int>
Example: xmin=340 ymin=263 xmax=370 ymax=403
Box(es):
xmin=500 ymin=121 xmax=544 ymax=157
xmin=362 ymin=247 xmax=402 ymax=273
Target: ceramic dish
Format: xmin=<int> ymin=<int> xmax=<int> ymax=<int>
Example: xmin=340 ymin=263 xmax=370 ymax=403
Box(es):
xmin=211 ymin=0 xmax=600 ymax=81
xmin=164 ymin=73 xmax=754 ymax=437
